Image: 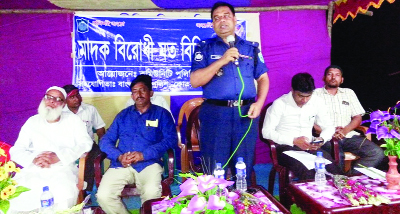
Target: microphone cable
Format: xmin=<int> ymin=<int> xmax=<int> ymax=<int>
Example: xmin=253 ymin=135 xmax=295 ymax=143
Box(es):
xmin=222 ymin=65 xmax=254 ymax=169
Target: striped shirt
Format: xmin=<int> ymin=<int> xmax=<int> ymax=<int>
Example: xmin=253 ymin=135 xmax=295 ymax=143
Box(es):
xmin=314 ymin=87 xmax=365 ymax=138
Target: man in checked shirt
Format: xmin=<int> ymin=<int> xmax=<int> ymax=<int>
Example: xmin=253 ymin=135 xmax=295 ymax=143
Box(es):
xmin=314 ymin=65 xmax=384 ymax=174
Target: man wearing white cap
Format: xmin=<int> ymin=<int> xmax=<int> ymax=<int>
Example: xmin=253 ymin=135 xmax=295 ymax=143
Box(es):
xmin=9 ymin=86 xmax=93 ymax=212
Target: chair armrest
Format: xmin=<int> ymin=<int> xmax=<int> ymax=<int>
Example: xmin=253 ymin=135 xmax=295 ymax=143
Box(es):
xmin=77 ymin=152 xmax=89 ymax=191
xmin=330 ymin=139 xmax=340 ymax=165
xmin=355 ymin=125 xmax=371 ymax=141
xmin=176 ymin=126 xmax=184 ymax=149
xmin=94 ymin=152 xmax=107 ymax=188
xmin=166 ymin=148 xmax=175 ymax=180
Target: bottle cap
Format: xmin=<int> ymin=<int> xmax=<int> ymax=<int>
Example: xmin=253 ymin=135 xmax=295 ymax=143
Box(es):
xmin=216 ymin=163 xmax=222 ymax=168
xmin=43 ymin=186 xmax=49 ymax=191
xmin=238 ymin=157 xmax=243 ymax=162
xmin=317 ymin=151 xmax=323 ymax=157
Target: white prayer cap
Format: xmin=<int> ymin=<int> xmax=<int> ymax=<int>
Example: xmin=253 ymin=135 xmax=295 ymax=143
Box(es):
xmin=46 ymin=86 xmax=67 ymax=100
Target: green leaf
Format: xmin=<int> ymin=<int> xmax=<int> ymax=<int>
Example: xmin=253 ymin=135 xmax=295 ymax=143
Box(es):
xmin=0 ymin=200 xmax=10 ymax=214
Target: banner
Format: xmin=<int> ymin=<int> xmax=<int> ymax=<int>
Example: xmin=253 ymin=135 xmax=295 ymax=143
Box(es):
xmin=73 ymin=12 xmax=247 ymax=95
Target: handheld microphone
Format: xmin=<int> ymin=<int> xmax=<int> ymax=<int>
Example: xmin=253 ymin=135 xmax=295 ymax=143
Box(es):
xmin=227 ymin=35 xmax=239 ymax=66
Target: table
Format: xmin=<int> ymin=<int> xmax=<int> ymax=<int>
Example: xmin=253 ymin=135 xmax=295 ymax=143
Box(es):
xmin=288 ymin=175 xmax=400 ymax=214
xmin=141 ymin=185 xmax=290 ymax=214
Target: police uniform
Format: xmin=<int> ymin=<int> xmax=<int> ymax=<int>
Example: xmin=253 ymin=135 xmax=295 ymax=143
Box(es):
xmin=191 ymin=35 xmax=268 ymax=183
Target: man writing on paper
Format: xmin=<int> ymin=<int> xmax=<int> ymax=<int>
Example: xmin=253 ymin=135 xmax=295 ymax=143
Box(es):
xmin=314 ymin=65 xmax=384 ymax=173
xmin=190 ymin=1 xmax=269 ymax=184
xmin=9 ymin=86 xmax=93 ymax=212
xmin=97 ymin=75 xmax=177 ymax=214
xmin=262 ymin=73 xmax=342 ymax=180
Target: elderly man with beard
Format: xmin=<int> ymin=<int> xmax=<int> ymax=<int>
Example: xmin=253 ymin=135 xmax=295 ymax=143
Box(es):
xmin=314 ymin=65 xmax=384 ymax=174
xmin=9 ymin=86 xmax=93 ymax=212
xmin=97 ymin=75 xmax=177 ymax=214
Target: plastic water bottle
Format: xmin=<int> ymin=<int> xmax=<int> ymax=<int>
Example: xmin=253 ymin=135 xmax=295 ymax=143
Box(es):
xmin=213 ymin=163 xmax=225 ymax=179
xmin=214 ymin=163 xmax=225 ymax=196
xmin=314 ymin=151 xmax=327 ymax=187
xmin=235 ymin=157 xmax=247 ymax=192
xmin=40 ymin=186 xmax=54 ymax=214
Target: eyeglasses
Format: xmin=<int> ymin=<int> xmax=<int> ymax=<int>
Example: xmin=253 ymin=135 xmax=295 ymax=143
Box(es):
xmin=44 ymin=94 xmax=64 ymax=103
xmin=213 ymin=14 xmax=232 ymax=22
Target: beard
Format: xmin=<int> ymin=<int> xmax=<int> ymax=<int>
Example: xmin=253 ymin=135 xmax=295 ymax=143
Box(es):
xmin=38 ymin=100 xmax=63 ymax=121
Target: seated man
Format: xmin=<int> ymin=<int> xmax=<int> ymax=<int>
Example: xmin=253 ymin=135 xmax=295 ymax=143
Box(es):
xmin=9 ymin=86 xmax=93 ymax=212
xmin=262 ymin=73 xmax=342 ymax=180
xmin=126 ymin=94 xmax=171 ymax=114
xmin=97 ymin=74 xmax=177 ymax=214
xmin=314 ymin=65 xmax=384 ymax=173
xmin=62 ymin=84 xmax=106 ymax=191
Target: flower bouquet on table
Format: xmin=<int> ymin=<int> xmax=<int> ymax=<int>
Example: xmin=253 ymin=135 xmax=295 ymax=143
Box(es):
xmin=332 ymin=174 xmax=390 ymax=206
xmin=0 ymin=146 xmax=30 ymax=214
xmin=156 ymin=173 xmax=279 ymax=214
xmin=362 ymin=102 xmax=400 ymax=157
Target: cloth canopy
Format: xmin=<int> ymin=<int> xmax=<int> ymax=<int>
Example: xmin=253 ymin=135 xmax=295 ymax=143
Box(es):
xmin=334 ymin=0 xmax=396 ymax=23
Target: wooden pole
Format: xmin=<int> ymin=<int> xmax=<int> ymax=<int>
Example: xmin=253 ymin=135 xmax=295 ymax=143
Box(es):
xmin=0 ymin=5 xmax=328 ymax=14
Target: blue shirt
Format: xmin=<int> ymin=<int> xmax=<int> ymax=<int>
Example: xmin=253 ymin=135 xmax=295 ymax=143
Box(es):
xmin=100 ymin=104 xmax=177 ymax=172
xmin=191 ymin=35 xmax=268 ymax=100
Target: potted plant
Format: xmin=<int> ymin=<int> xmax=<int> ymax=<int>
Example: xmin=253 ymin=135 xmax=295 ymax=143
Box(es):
xmin=363 ymin=102 xmax=400 ymax=189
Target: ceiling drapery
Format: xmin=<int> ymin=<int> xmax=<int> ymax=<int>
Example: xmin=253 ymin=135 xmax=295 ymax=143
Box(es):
xmin=333 ymin=0 xmax=396 ymax=23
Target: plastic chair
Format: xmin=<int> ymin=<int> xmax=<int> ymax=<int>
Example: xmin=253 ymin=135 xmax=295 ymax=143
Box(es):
xmin=94 ymin=148 xmax=175 ymax=199
xmin=258 ymin=104 xmax=295 ymax=208
xmin=176 ymin=98 xmax=204 ymax=175
xmin=185 ymin=105 xmax=202 ymax=174
xmin=260 ymin=103 xmax=341 ymax=208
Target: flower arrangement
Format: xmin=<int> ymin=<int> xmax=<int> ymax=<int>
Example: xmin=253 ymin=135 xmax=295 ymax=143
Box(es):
xmin=0 ymin=147 xmax=30 ymax=214
xmin=362 ymin=102 xmax=400 ymax=157
xmin=332 ymin=174 xmax=390 ymax=206
xmin=156 ymin=173 xmax=279 ymax=214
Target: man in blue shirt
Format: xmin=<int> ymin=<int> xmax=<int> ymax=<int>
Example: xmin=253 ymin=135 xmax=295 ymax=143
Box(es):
xmin=97 ymin=75 xmax=177 ymax=214
xmin=190 ymin=2 xmax=269 ymax=184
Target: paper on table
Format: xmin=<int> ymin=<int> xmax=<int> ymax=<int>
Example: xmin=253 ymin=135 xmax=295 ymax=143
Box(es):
xmin=354 ymin=167 xmax=386 ymax=180
xmin=283 ymin=151 xmax=332 ymax=170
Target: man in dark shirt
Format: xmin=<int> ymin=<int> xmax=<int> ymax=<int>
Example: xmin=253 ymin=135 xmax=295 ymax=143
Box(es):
xmin=97 ymin=75 xmax=177 ymax=214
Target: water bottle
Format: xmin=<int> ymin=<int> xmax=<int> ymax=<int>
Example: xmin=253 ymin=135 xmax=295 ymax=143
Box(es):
xmin=40 ymin=186 xmax=54 ymax=214
xmin=314 ymin=151 xmax=327 ymax=187
xmin=213 ymin=163 xmax=225 ymax=179
xmin=235 ymin=157 xmax=247 ymax=192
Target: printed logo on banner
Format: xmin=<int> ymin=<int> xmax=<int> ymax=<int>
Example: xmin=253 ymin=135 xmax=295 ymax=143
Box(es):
xmin=76 ymin=19 xmax=89 ymax=33
xmin=194 ymin=52 xmax=203 ymax=61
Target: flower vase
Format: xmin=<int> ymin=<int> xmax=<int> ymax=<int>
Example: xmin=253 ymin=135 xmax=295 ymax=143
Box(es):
xmin=386 ymin=155 xmax=400 ymax=190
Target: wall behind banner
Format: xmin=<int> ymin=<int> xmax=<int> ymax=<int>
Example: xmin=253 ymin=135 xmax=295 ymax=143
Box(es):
xmin=0 ymin=10 xmax=330 ymax=164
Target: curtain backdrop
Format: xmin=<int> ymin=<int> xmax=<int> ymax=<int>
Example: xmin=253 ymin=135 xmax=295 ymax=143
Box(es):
xmin=0 ymin=10 xmax=330 ymax=164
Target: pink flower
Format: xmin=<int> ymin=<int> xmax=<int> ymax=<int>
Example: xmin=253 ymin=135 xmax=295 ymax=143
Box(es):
xmin=197 ymin=175 xmax=218 ymax=193
xmin=207 ymin=195 xmax=226 ymax=210
xmin=180 ymin=207 xmax=194 ymax=214
xmin=215 ymin=178 xmax=235 ymax=189
xmin=187 ymin=195 xmax=207 ymax=212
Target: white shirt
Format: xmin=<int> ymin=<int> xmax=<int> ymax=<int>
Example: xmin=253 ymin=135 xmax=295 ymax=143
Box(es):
xmin=63 ymin=102 xmax=105 ymax=140
xmin=314 ymin=87 xmax=365 ymax=138
xmin=9 ymin=113 xmax=93 ymax=211
xmin=262 ymin=91 xmax=335 ymax=146
xmin=10 ymin=112 xmax=93 ymax=167
xmin=126 ymin=95 xmax=171 ymax=113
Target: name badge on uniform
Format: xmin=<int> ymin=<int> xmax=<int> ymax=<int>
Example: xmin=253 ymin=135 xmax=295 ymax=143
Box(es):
xmin=146 ymin=119 xmax=158 ymax=127
xmin=342 ymin=101 xmax=349 ymax=105
xmin=211 ymin=55 xmax=222 ymax=59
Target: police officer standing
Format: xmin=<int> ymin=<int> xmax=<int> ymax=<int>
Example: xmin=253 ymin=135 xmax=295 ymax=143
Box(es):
xmin=190 ymin=1 xmax=270 ymax=184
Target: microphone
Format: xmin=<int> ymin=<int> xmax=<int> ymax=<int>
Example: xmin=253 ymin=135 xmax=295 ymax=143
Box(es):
xmin=227 ymin=35 xmax=239 ymax=66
